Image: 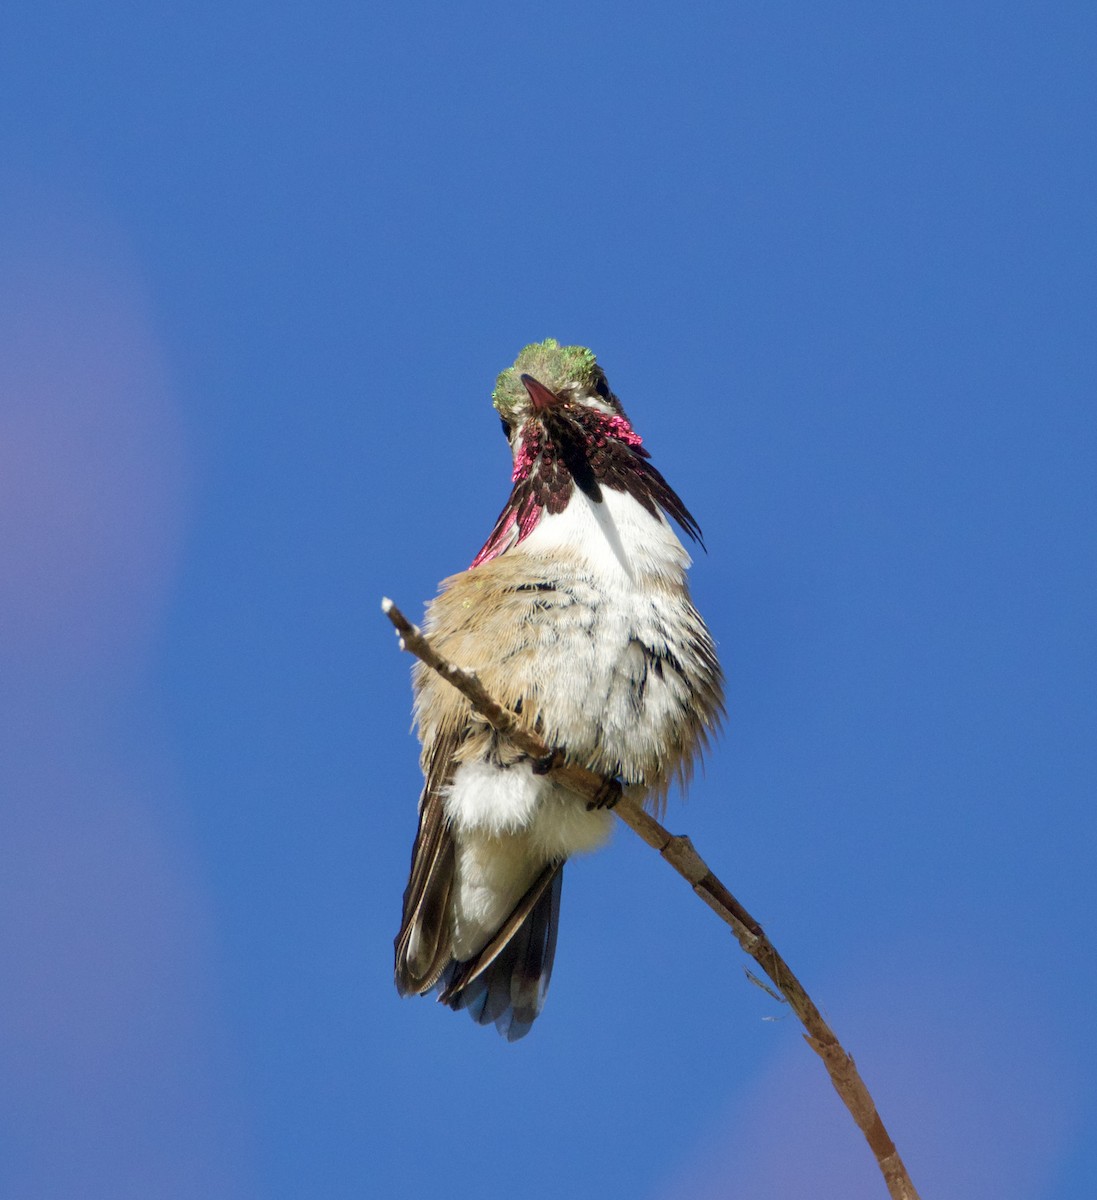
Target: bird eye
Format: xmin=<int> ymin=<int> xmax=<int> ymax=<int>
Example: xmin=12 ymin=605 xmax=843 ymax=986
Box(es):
xmin=594 ymin=375 xmax=611 ymax=400
xmin=499 ymin=417 xmax=513 ymax=439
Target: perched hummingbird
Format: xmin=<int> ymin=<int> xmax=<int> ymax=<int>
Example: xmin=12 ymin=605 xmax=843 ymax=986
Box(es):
xmin=394 ymin=339 xmax=723 ymax=1040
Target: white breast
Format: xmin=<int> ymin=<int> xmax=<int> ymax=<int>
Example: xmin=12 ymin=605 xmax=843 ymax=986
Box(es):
xmin=517 ymin=487 xmax=702 ymax=777
xmin=519 ymin=485 xmax=693 ymax=587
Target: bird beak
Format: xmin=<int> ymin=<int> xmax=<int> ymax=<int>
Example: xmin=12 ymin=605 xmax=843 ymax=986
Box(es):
xmin=520 ymin=374 xmax=561 ymax=413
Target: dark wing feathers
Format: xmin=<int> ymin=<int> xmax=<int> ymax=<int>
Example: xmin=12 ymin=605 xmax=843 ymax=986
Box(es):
xmin=394 ymin=735 xmax=458 ymax=995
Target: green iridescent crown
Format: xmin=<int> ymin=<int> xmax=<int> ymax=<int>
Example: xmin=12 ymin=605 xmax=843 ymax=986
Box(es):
xmin=492 ymin=338 xmax=598 ymax=420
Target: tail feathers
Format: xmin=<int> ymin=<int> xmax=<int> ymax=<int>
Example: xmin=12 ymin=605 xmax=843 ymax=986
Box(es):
xmin=440 ymin=863 xmax=563 ymax=1042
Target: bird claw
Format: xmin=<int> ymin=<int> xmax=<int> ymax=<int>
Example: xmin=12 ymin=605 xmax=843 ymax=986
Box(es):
xmin=529 ymin=751 xmax=622 ymax=810
xmin=530 ymin=748 xmax=566 ymax=776
xmin=586 ymin=777 xmax=623 ymax=810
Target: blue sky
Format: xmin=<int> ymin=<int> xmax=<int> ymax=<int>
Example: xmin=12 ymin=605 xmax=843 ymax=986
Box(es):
xmin=1 ymin=3 xmax=1094 ymax=1197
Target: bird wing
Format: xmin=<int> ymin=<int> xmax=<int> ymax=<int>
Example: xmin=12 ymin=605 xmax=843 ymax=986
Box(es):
xmin=394 ymin=731 xmax=458 ymax=995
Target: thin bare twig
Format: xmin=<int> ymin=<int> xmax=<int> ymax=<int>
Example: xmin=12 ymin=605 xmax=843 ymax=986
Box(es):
xmin=382 ymin=597 xmax=921 ymax=1200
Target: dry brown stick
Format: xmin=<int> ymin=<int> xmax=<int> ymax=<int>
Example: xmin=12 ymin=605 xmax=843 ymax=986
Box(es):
xmin=382 ymin=597 xmax=921 ymax=1200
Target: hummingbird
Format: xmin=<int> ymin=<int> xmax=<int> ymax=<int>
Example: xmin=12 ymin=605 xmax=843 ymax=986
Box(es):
xmin=394 ymin=339 xmax=723 ymax=1040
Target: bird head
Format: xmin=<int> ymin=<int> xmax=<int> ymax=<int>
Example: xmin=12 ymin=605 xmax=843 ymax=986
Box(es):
xmin=470 ymin=339 xmax=700 ymax=567
xmin=490 ymin=339 xmax=642 ymax=481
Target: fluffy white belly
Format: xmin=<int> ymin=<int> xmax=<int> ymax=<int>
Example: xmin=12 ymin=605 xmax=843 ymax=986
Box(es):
xmin=443 ymin=759 xmax=612 ymax=853
xmin=444 ymin=764 xmax=613 ymax=958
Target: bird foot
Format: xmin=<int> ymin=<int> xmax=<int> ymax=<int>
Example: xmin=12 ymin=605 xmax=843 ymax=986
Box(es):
xmin=530 ymin=748 xmax=566 ymax=776
xmin=529 ymin=751 xmax=622 ymax=810
xmin=586 ymin=777 xmax=623 ymax=810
